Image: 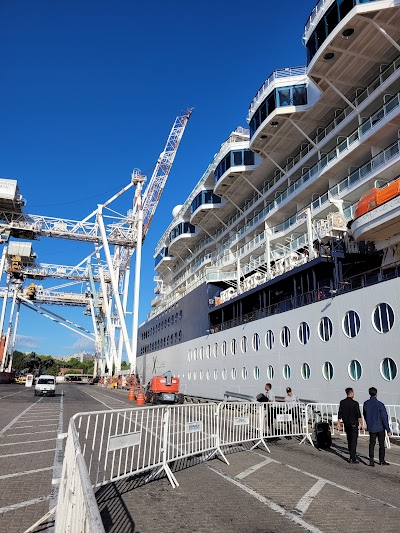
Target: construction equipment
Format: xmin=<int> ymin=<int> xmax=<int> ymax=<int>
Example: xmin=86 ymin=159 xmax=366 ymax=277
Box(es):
xmin=145 ymin=371 xmax=184 ymax=404
xmin=26 ymin=283 xmax=36 ymax=300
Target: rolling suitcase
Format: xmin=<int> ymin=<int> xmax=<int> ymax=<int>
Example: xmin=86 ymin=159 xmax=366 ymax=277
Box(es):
xmin=315 ymin=422 xmax=332 ymax=449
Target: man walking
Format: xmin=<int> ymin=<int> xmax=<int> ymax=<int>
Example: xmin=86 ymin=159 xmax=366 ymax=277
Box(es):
xmin=337 ymin=388 xmax=364 ymax=463
xmin=363 ymin=387 xmax=392 ymax=467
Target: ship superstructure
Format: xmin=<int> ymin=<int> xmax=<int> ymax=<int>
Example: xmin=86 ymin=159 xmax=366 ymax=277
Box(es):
xmin=138 ymin=0 xmax=400 ymax=405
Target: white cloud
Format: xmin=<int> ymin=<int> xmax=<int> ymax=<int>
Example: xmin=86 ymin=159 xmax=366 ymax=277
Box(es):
xmin=68 ymin=335 xmax=95 ymax=352
xmin=16 ymin=334 xmax=40 ymax=351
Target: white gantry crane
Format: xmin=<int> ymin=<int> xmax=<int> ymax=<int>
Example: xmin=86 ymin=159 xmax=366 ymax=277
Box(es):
xmin=0 ymin=109 xmax=192 ymax=376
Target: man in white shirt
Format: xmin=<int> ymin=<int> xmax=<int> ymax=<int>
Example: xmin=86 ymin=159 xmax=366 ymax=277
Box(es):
xmin=264 ymin=383 xmax=275 ymax=402
xmin=284 ymin=387 xmax=298 ymax=402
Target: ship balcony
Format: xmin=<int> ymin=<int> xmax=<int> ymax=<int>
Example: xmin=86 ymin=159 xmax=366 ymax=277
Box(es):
xmin=190 ymin=190 xmax=223 ymax=225
xmin=154 ymin=247 xmax=174 ymax=271
xmin=151 ymin=295 xmax=162 ymax=308
xmin=168 ymin=221 xmax=197 ymax=255
xmin=213 ymin=148 xmax=257 ymax=196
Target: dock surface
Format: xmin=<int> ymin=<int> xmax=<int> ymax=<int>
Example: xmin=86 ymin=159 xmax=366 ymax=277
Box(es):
xmin=0 ymin=383 xmax=399 ymax=533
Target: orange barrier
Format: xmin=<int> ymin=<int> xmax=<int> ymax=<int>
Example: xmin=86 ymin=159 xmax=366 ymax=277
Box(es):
xmin=127 ymin=387 xmax=135 ymax=401
xmin=136 ymin=391 xmax=145 ymax=407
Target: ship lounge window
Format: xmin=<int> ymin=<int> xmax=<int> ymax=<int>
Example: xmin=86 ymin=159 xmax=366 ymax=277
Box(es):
xmin=265 ymin=330 xmax=274 ymax=350
xmin=214 ymin=343 xmax=218 ymax=357
xmin=214 ymin=149 xmax=255 ymax=182
xmin=241 ymin=336 xmax=248 ymax=353
xmin=222 ymin=368 xmax=227 ymax=380
xmin=280 ymin=326 xmax=291 ymax=348
xmin=349 ymin=360 xmax=362 ymax=381
xmin=206 ymin=345 xmax=211 ymax=358
xmin=231 ymin=339 xmax=237 ymax=355
xmin=373 ymin=303 xmax=395 ymax=333
xmin=191 ymin=190 xmax=222 ymax=214
xmin=306 ymin=0 xmax=359 ymax=65
xmin=254 ymin=366 xmax=260 ymax=380
xmin=301 ymin=363 xmax=311 ymax=380
xmin=169 ymin=221 xmax=196 ymax=242
xmin=322 ymin=361 xmax=334 ymax=381
xmin=232 ymin=368 xmax=237 ymax=380
xmin=267 ymin=365 xmax=274 ymax=380
xmin=222 ymin=341 xmax=227 ymax=356
xmin=252 ymin=333 xmax=260 ymax=351
xmin=318 ymin=317 xmax=333 ymax=342
xmin=200 ymin=346 xmax=204 ymax=359
xmin=343 ymin=310 xmax=361 ymax=338
xmin=380 ymin=357 xmax=397 ymax=381
xmin=298 ymin=322 xmax=310 ymax=345
xmin=193 ymin=348 xmax=197 ymax=361
xmin=242 ymin=367 xmax=248 ymax=380
xmin=283 ymin=364 xmax=291 ymax=380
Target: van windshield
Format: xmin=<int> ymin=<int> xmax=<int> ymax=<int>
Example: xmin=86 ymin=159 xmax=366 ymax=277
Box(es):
xmin=38 ymin=378 xmax=54 ymax=384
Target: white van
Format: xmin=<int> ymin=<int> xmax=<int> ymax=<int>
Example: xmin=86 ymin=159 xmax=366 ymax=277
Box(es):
xmin=34 ymin=375 xmax=56 ymax=396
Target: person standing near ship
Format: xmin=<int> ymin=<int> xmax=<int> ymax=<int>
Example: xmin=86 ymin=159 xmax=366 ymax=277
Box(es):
xmin=363 ymin=387 xmax=392 ymax=467
xmin=337 ymin=387 xmax=364 ymax=464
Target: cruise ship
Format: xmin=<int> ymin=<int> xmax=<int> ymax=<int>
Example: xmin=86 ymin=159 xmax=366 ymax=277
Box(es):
xmin=137 ymin=0 xmax=400 ymax=405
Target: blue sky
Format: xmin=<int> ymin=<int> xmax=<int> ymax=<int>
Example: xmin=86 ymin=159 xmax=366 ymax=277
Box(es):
xmin=0 ymin=0 xmax=316 ymax=357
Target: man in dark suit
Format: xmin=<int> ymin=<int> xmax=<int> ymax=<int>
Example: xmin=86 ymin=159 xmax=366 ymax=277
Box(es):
xmin=337 ymin=387 xmax=364 ymax=463
xmin=363 ymin=387 xmax=392 ymax=467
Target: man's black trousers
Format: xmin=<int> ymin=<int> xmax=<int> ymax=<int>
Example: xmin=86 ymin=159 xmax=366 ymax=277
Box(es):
xmin=344 ymin=424 xmax=358 ymax=460
xmin=369 ymin=430 xmax=386 ymax=462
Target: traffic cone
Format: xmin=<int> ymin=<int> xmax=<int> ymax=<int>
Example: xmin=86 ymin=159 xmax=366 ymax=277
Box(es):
xmin=128 ymin=387 xmax=135 ymax=401
xmin=136 ymin=390 xmax=145 ymax=407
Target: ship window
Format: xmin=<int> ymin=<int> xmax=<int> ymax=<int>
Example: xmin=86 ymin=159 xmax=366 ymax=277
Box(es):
xmin=280 ymin=326 xmax=291 ymax=348
xmin=252 ymin=333 xmax=260 ymax=351
xmin=193 ymin=348 xmax=197 ymax=361
xmin=206 ymin=370 xmax=210 ymax=380
xmin=380 ymin=358 xmax=397 ymax=381
xmin=298 ymin=322 xmax=310 ymax=345
xmin=301 ymin=363 xmax=311 ymax=380
xmin=206 ymin=345 xmax=211 ymax=358
xmin=200 ymin=346 xmax=204 ymax=360
xmin=222 ymin=368 xmax=227 ymax=380
xmin=244 ymin=150 xmax=255 ymax=166
xmin=214 ymin=343 xmax=218 ymax=357
xmin=283 ymin=364 xmax=291 ymax=380
xmin=318 ymin=317 xmax=333 ymax=342
xmin=222 ymin=341 xmax=227 ymax=356
xmin=231 ymin=338 xmax=237 ymax=355
xmin=322 ymin=361 xmax=334 ymax=381
xmin=265 ymin=330 xmax=274 ymax=350
xmin=267 ymin=365 xmax=274 ymax=380
xmin=325 ymin=2 xmax=339 ymax=34
xmin=277 ymin=87 xmax=291 ymax=107
xmin=343 ymin=310 xmax=360 ymax=338
xmin=241 ymin=336 xmax=248 ymax=353
xmin=232 ymin=368 xmax=237 ymax=380
xmin=179 ymin=310 xmax=183 ymax=320
xmin=193 ymin=371 xmax=197 ymax=381
xmin=254 ymin=366 xmax=260 ymax=380
xmin=188 ymin=371 xmax=191 ymax=381
xmin=179 ymin=331 xmax=182 ymax=341
xmin=199 ymin=370 xmax=203 ymax=380
xmin=348 ymin=360 xmax=362 ymax=381
xmin=242 ymin=367 xmax=248 ymax=380
xmin=233 ymin=151 xmax=243 ymax=166
xmin=339 ymin=0 xmax=354 ymax=21
xmin=373 ymin=303 xmax=395 ymax=333
xmin=214 ymin=369 xmax=218 ymax=380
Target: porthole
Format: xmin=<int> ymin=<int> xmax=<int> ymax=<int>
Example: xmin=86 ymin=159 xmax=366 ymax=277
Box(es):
xmin=199 ymin=370 xmax=203 ymax=380
xmin=242 ymin=367 xmax=248 ymax=380
xmin=214 ymin=369 xmax=218 ymax=380
xmin=222 ymin=341 xmax=227 ymax=356
xmin=322 ymin=361 xmax=334 ymax=381
xmin=301 ymin=362 xmax=311 ymax=380
xmin=252 ymin=333 xmax=260 ymax=351
xmin=193 ymin=370 xmax=197 ymax=381
xmin=200 ymin=346 xmax=204 ymax=360
xmin=343 ymin=311 xmax=360 ymax=338
xmin=206 ymin=345 xmax=211 ymax=359
xmin=298 ymin=322 xmax=310 ymax=345
xmin=188 ymin=371 xmax=191 ymax=380
xmin=348 ymin=360 xmax=362 ymax=381
xmin=178 ymin=331 xmax=182 ymax=341
xmin=373 ymin=303 xmax=395 ymax=333
xmin=319 ymin=317 xmax=333 ymax=342
xmin=380 ymin=358 xmax=397 ymax=381
xmin=267 ymin=365 xmax=274 ymax=380
xmin=280 ymin=326 xmax=291 ymax=348
xmin=193 ymin=348 xmax=197 ymax=361
xmin=213 ymin=343 xmax=218 ymax=357
xmin=254 ymin=366 xmax=260 ymax=380
xmin=265 ymin=330 xmax=274 ymax=350
xmin=231 ymin=368 xmax=237 ymax=380
xmin=179 ymin=310 xmax=183 ymax=320
xmin=187 ymin=350 xmax=191 ymax=362
xmin=206 ymin=370 xmax=210 ymax=380
xmin=222 ymin=368 xmax=227 ymax=380
xmin=241 ymin=336 xmax=248 ymax=353
xmin=283 ymin=364 xmax=291 ymax=380
xmin=231 ymin=339 xmax=237 ymax=355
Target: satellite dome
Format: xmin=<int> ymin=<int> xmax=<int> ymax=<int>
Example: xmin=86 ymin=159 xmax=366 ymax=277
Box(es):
xmin=172 ymin=205 xmax=183 ymax=218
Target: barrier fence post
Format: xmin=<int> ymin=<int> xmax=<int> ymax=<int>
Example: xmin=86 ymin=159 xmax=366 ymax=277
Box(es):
xmin=299 ymin=403 xmax=314 ymax=447
xmin=250 ymin=403 xmax=270 ymax=452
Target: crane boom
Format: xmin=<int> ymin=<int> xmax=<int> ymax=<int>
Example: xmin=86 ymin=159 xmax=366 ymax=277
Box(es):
xmin=141 ymin=108 xmax=192 ymax=240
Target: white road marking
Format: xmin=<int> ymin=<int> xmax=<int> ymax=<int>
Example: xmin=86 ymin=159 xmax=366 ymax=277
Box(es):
xmin=0 ymin=466 xmax=53 ymax=480
xmin=0 ymin=390 xmax=24 ymax=400
xmin=236 ymin=458 xmax=276 ymax=479
xmin=0 ymin=437 xmax=57 ymax=447
xmin=49 ymin=389 xmax=64 ymax=511
xmin=0 ymin=495 xmax=51 ymax=514
xmin=79 ymin=388 xmax=118 ymax=408
xmin=295 ymin=479 xmax=326 ymax=515
xmin=19 ymin=418 xmax=60 ymax=422
xmin=13 ymin=423 xmax=58 ymax=429
xmin=0 ymin=398 xmax=42 ymax=437
xmin=0 ymin=448 xmax=56 ymax=458
xmin=81 ymin=388 xmax=127 ymax=404
xmin=208 ymin=465 xmax=322 ymax=533
xmin=6 ymin=429 xmax=57 ymax=437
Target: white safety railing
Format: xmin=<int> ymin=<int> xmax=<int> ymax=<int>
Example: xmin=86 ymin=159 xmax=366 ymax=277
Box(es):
xmin=262 ymin=402 xmax=310 ymax=441
xmin=55 ymin=421 xmax=105 ymax=533
xmin=218 ymin=402 xmax=269 ymax=453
